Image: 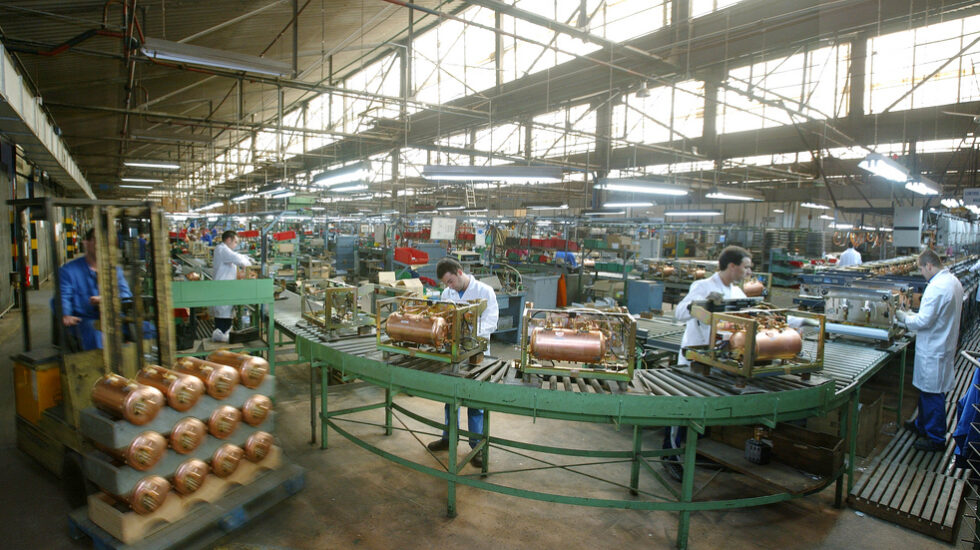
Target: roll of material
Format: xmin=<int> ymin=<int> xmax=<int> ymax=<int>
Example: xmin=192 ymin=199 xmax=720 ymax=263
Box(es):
xmin=825 ymin=322 xmax=890 ymax=340
xmin=395 ymin=278 xmax=424 ymax=296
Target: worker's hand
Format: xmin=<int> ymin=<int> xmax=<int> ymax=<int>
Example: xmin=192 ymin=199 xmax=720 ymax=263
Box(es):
xmin=63 ymin=315 xmax=81 ymax=327
xmin=895 ymin=310 xmax=908 ymax=324
xmin=706 ymin=291 xmax=723 ymax=302
xmin=89 ymin=295 xmax=101 ymax=306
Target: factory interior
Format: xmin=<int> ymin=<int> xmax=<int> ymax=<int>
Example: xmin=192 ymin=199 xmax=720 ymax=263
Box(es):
xmin=4 ymin=0 xmax=980 ymax=548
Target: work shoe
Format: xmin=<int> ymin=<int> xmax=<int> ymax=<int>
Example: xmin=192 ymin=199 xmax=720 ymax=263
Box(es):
xmin=470 ymin=453 xmax=484 ymax=469
xmin=427 ymin=438 xmax=450 ymax=452
xmin=913 ymin=438 xmax=945 ymax=452
xmin=211 ymin=328 xmax=229 ymax=343
xmin=903 ymin=419 xmax=925 ymax=437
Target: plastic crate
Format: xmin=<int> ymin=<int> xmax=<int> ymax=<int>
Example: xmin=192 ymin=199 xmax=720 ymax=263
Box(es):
xmin=394 ymin=247 xmax=429 ymax=265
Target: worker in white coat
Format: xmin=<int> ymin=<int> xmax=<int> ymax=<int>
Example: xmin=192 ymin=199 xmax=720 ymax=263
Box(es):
xmin=969 ymin=257 xmax=980 ymax=302
xmin=211 ymin=230 xmax=253 ymax=342
xmin=426 ymin=257 xmax=498 ymax=469
xmin=896 ymin=249 xmax=963 ymax=452
xmin=837 ymin=245 xmax=862 ymax=267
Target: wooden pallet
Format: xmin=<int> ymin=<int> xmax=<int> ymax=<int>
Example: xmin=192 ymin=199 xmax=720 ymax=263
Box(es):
xmin=68 ymin=450 xmax=301 ymax=550
xmin=847 ymin=327 xmax=980 ymax=541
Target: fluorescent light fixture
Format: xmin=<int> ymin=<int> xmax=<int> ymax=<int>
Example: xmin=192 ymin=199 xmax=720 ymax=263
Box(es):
xmin=858 ymin=153 xmax=909 ymax=182
xmin=584 ymin=209 xmax=626 ymax=216
xmin=313 ymin=161 xmax=370 ymax=187
xmin=119 ymin=184 xmax=154 ymax=189
xmin=773 ymin=209 xmax=785 ymax=213
xmin=416 ymin=210 xmax=438 ymax=214
xmin=801 ymin=202 xmax=830 ymax=210
xmin=124 ymin=161 xmax=180 ymax=170
xmin=258 ymin=185 xmax=287 ymax=196
xmin=819 ymin=214 xmax=835 ymax=220
xmin=664 ymin=210 xmax=722 ymax=217
xmin=140 ymin=37 xmax=292 ymax=76
xmin=329 ymin=183 xmax=369 ymax=193
xmin=422 ymin=165 xmax=563 ymax=183
xmin=524 ymin=202 xmax=568 ymax=210
xmin=602 ymin=201 xmax=654 ymax=208
xmin=463 ymin=208 xmax=488 ymax=214
xmin=130 ymin=131 xmax=211 ymax=145
xmin=829 ymin=223 xmax=853 ymax=229
xmin=597 ymin=178 xmax=688 ymax=196
xmin=705 ymin=188 xmax=764 ymax=201
xmin=879 ymin=227 xmax=893 ymax=232
xmin=436 ymin=204 xmax=466 ymax=211
xmin=311 ymin=206 xmax=326 ymax=211
xmin=230 ymin=192 xmax=256 ymax=202
xmin=195 ymin=201 xmax=224 ymax=212
xmin=941 ymin=198 xmax=964 ymax=208
xmin=905 ymin=177 xmax=940 ymax=196
xmin=122 ymin=177 xmax=163 ymax=183
xmin=270 ymin=191 xmax=295 ymax=199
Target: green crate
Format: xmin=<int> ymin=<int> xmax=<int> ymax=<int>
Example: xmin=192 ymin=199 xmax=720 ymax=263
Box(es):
xmin=596 ymin=262 xmax=633 ymax=273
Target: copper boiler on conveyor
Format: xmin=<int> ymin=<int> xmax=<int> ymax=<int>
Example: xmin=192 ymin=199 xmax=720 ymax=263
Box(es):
xmin=730 ymin=327 xmax=803 ymax=361
xmin=661 ymin=266 xmax=676 ymax=277
xmin=241 ymin=394 xmax=273 ymax=426
xmin=172 ymin=357 xmax=240 ymax=399
xmin=243 ymin=431 xmax=275 ymax=462
xmin=208 ymin=405 xmax=242 ymax=439
xmin=136 ymin=365 xmax=205 ymax=412
xmin=170 ymin=417 xmax=208 ymax=454
xmin=101 ymin=431 xmax=168 ymax=471
xmin=124 ymin=475 xmax=171 ymax=515
xmin=172 ymin=458 xmax=209 ymax=495
xmin=385 ymin=313 xmax=448 ymax=347
xmin=211 ymin=444 xmax=244 ymax=478
xmin=529 ymin=328 xmax=607 ymax=363
xmin=742 ymin=279 xmax=765 ymax=297
xmin=206 ymin=350 xmax=269 ymax=389
xmin=92 ymin=374 xmax=165 ymax=425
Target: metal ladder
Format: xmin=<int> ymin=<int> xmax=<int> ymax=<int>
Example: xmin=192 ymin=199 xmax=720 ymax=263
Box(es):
xmin=465 ymin=185 xmax=476 ymax=208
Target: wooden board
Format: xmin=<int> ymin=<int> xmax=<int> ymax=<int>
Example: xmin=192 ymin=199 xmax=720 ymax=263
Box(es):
xmin=696 ymin=439 xmax=828 ymax=495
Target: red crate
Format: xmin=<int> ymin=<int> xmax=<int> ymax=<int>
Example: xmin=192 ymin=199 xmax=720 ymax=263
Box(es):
xmin=394 ymin=247 xmax=429 ymax=265
xmin=238 ymin=230 xmax=259 ymax=238
xmin=456 ymin=232 xmax=475 ymax=241
xmin=273 ymin=230 xmax=296 ymax=241
xmin=531 ymin=238 xmax=546 ymax=247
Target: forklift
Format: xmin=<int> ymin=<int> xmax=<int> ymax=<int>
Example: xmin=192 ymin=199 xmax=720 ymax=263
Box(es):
xmin=11 ymin=198 xmax=175 ymax=506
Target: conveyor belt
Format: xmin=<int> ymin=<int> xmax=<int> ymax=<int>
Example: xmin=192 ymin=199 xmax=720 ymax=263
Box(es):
xmin=849 ymin=325 xmax=980 ymax=542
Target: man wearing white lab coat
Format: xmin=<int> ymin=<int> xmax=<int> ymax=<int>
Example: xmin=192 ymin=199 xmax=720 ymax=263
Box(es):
xmin=211 ymin=230 xmax=253 ymax=342
xmin=896 ymin=249 xmax=963 ymax=452
xmin=837 ymin=245 xmax=862 ymax=267
xmin=426 ymin=257 xmax=498 ymax=468
xmin=969 ymin=257 xmax=980 ymax=303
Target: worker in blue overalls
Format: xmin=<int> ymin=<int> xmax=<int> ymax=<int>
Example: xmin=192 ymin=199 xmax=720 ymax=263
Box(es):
xmin=59 ymin=228 xmax=133 ymax=350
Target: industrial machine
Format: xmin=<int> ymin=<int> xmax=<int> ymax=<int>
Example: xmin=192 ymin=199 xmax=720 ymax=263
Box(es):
xmin=683 ymin=298 xmax=825 ymax=382
xmin=377 ymin=296 xmax=488 ymax=364
xmin=300 ymin=279 xmax=374 ymax=337
xmin=519 ymin=307 xmax=638 ymax=381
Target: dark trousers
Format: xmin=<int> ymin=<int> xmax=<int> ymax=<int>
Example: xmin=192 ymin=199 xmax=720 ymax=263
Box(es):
xmin=442 ymin=405 xmax=484 ymax=448
xmin=915 ymin=391 xmax=947 ymax=443
xmin=215 ymin=318 xmax=233 ymax=333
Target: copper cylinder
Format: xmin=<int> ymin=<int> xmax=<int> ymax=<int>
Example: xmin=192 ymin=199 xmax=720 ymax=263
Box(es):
xmin=172 ymin=357 xmax=240 ymax=399
xmin=211 ymin=444 xmax=244 ymax=478
xmin=172 ymin=458 xmax=209 ymax=495
xmin=243 ymin=431 xmax=275 ymax=463
xmin=208 ymin=405 xmax=242 ymax=439
xmin=127 ymin=475 xmax=171 ymax=515
xmin=661 ymin=266 xmax=675 ymax=277
xmin=107 ymin=431 xmax=167 ymax=471
xmin=92 ymin=374 xmax=165 ymax=425
xmin=205 ymin=350 xmax=269 ymax=389
xmin=730 ymin=327 xmax=803 ymax=361
xmin=136 ymin=365 xmax=205 ymax=412
xmin=241 ymin=394 xmax=273 ymax=426
xmin=743 ymin=279 xmax=765 ymax=297
xmin=385 ymin=312 xmax=448 ymax=347
xmin=529 ymin=328 xmax=607 ymax=363
xmin=185 ymin=272 xmax=202 ymax=281
xmin=170 ymin=417 xmax=208 ymax=454
xmin=694 ymin=268 xmax=706 ymax=279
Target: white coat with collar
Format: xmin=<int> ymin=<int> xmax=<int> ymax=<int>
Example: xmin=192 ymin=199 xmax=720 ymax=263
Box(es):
xmin=211 ymin=241 xmax=253 ymax=319
xmin=903 ymin=268 xmax=963 ymax=393
xmin=441 ymin=275 xmax=499 ymax=342
xmin=969 ymin=258 xmax=980 ymax=301
xmin=838 ymin=247 xmax=862 ymax=267
xmin=675 ymin=272 xmax=746 ymax=365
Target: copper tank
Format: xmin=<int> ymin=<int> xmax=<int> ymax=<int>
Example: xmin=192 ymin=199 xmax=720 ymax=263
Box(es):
xmin=241 ymin=394 xmax=273 ymax=426
xmin=208 ymin=405 xmax=242 ymax=439
xmin=385 ymin=313 xmax=448 ymax=347
xmin=661 ymin=266 xmax=676 ymax=277
xmin=92 ymin=374 xmax=165 ymax=425
xmin=730 ymin=327 xmax=803 ymax=361
xmin=185 ymin=272 xmax=202 ymax=281
xmin=694 ymin=268 xmax=706 ymax=279
xmin=743 ymin=279 xmax=765 ymax=297
xmin=172 ymin=357 xmax=240 ymax=399
xmin=243 ymin=431 xmax=275 ymax=462
xmin=529 ymin=328 xmax=607 ymax=363
xmin=106 ymin=431 xmax=168 ymax=471
xmin=211 ymin=444 xmax=244 ymax=478
xmin=127 ymin=475 xmax=171 ymax=515
xmin=172 ymin=458 xmax=209 ymax=495
xmin=170 ymin=417 xmax=208 ymax=454
xmin=136 ymin=365 xmax=205 ymax=412
xmin=206 ymin=350 xmax=269 ymax=389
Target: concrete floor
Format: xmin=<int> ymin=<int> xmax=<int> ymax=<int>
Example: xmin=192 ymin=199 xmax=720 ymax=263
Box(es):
xmin=0 ymin=283 xmax=962 ymax=549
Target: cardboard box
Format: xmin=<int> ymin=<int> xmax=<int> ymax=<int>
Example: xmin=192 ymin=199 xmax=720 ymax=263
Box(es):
xmin=807 ymin=390 xmax=883 ymax=457
xmin=277 ymin=243 xmax=295 ymax=254
xmin=592 ymin=279 xmax=624 ymax=299
xmin=710 ymin=422 xmax=844 ymax=477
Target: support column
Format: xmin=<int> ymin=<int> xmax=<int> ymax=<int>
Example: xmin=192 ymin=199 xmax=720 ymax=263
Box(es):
xmin=447 ymin=401 xmax=459 ymax=517
xmin=676 ymin=424 xmax=698 ymax=550
xmin=848 ymin=32 xmax=868 ymax=123
xmin=701 ymin=69 xmax=721 ymax=161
